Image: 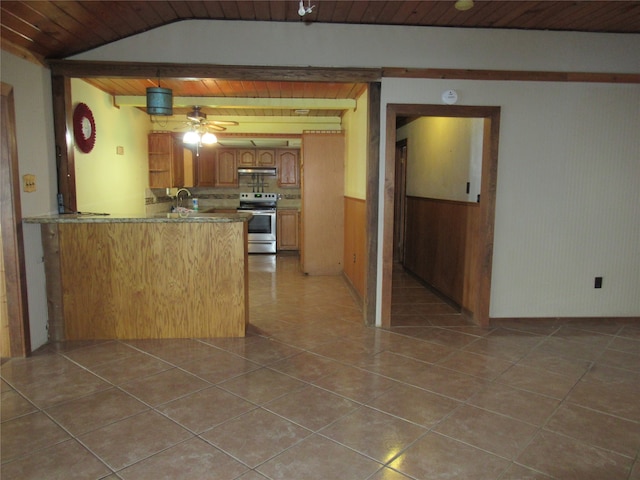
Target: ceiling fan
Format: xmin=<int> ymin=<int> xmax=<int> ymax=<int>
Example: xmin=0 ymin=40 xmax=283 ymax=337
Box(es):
xmin=178 ymin=106 xmax=239 ymax=145
xmin=184 ymin=106 xmax=238 ymax=132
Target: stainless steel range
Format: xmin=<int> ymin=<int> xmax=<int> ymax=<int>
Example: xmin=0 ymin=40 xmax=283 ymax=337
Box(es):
xmin=238 ymin=192 xmax=277 ymax=254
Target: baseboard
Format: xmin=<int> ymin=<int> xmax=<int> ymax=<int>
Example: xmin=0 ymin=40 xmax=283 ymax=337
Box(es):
xmin=490 ymin=316 xmax=639 ymax=327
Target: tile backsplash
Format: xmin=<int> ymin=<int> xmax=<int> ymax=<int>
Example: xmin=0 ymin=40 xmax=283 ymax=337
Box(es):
xmin=145 ymin=185 xmax=301 ymax=214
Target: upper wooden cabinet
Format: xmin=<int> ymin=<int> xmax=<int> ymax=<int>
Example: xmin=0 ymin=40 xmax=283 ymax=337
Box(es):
xmin=237 ymin=149 xmax=255 ymax=167
xmin=196 ymin=146 xmax=216 ymax=187
xmin=256 ymin=149 xmax=276 ymax=166
xmin=277 ymin=149 xmax=300 ymax=188
xmin=237 ymin=149 xmax=277 ymax=167
xmin=216 ymin=149 xmax=238 ymax=187
xmin=148 ymin=132 xmax=185 ymax=188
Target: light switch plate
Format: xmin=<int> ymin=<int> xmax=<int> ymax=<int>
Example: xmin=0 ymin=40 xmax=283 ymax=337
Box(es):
xmin=23 ymin=174 xmax=36 ymax=192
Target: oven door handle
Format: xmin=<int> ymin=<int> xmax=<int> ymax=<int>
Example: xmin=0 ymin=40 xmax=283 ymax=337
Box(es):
xmin=239 ymin=209 xmax=276 ymax=215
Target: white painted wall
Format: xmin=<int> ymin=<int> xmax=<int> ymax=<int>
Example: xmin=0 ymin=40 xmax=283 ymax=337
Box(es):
xmin=70 ymin=20 xmax=639 ymax=73
xmin=1 ymin=51 xmax=58 ymax=349
xmin=3 ymin=20 xmax=639 ymax=340
xmin=381 ymin=78 xmax=640 ymax=318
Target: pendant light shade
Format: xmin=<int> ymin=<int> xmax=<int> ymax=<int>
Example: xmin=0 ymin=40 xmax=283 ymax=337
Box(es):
xmin=183 ymin=131 xmax=200 ymax=144
xmin=146 ymin=87 xmax=173 ymax=116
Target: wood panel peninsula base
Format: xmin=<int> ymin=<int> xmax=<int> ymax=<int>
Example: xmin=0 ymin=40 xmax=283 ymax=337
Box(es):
xmin=25 ymin=213 xmax=251 ymax=340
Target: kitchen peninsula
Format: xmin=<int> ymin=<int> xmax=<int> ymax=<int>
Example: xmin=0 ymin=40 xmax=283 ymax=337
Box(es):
xmin=25 ymin=212 xmax=251 ymax=340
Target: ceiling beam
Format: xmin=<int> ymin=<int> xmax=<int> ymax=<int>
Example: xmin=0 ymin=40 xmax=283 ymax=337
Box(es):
xmin=115 ymin=96 xmax=356 ymax=110
xmin=48 ymin=60 xmax=382 ymax=83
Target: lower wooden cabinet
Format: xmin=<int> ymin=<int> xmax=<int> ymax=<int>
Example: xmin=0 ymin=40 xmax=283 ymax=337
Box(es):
xmin=277 ymin=209 xmax=299 ymax=251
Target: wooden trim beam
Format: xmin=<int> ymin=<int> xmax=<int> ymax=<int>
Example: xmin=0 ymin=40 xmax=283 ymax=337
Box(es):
xmin=48 ymin=60 xmax=383 ymax=83
xmin=383 ymin=67 xmax=640 ymax=84
xmin=51 ymin=75 xmax=76 ymax=213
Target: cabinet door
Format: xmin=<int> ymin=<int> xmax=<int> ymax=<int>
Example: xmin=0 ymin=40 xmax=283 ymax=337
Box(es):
xmin=196 ymin=146 xmax=216 ymax=187
xmin=256 ymin=149 xmax=276 ymax=166
xmin=148 ymin=133 xmax=172 ymax=188
xmin=277 ymin=149 xmax=300 ymax=188
xmin=216 ymin=149 xmax=238 ymax=187
xmin=237 ymin=149 xmax=255 ymax=167
xmin=171 ymin=134 xmax=185 ymax=187
xmin=277 ymin=210 xmax=299 ymax=251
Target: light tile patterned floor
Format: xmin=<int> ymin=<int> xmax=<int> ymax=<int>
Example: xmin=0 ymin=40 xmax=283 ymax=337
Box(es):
xmin=1 ymin=255 xmax=639 ymax=479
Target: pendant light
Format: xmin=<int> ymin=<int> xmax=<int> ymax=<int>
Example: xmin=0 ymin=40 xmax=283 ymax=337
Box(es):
xmin=146 ymin=79 xmax=173 ymax=116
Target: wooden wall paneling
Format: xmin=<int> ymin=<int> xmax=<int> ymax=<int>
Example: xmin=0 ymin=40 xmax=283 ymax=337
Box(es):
xmin=41 ymin=224 xmax=65 ymax=341
xmin=301 ymin=132 xmax=345 ymax=275
xmin=344 ymin=197 xmax=367 ymax=298
xmin=403 ymin=197 xmax=481 ymax=309
xmin=59 ymin=223 xmax=118 ymax=339
xmin=58 ymin=222 xmax=246 ymax=339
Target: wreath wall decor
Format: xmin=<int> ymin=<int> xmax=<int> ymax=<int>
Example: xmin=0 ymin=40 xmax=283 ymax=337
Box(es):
xmin=73 ymin=102 xmax=96 ymax=153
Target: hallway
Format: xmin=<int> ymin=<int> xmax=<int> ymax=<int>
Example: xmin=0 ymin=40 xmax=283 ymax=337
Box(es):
xmin=1 ymin=255 xmax=639 ymax=479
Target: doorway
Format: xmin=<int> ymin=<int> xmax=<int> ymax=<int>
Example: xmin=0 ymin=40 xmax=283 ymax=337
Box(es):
xmin=381 ymin=104 xmax=501 ymax=328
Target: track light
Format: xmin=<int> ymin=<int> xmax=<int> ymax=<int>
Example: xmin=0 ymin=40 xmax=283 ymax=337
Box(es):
xmin=298 ymin=0 xmax=315 ymax=16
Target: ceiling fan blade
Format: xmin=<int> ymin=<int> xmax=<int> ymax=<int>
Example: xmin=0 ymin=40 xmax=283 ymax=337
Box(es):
xmin=209 ymin=120 xmax=239 ymax=126
xmin=206 ymin=124 xmax=226 ymax=132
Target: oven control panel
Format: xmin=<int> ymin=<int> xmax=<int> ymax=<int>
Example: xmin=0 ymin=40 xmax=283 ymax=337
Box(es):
xmin=240 ymin=193 xmax=278 ymax=201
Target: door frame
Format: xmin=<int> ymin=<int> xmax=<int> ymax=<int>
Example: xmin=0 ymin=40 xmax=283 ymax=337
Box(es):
xmin=381 ymin=104 xmax=501 ymax=328
xmin=393 ymin=138 xmax=408 ymax=264
xmin=1 ymin=82 xmax=31 ymax=357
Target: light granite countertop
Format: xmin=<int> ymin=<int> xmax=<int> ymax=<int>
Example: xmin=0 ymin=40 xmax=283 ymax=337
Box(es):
xmin=23 ymin=212 xmax=253 ymax=224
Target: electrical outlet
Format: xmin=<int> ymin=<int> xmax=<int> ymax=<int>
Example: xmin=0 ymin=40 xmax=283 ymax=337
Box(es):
xmin=116 ymin=146 xmax=124 ymax=155
xmin=23 ymin=174 xmax=36 ymax=192
xmin=594 ymin=277 xmax=603 ymax=288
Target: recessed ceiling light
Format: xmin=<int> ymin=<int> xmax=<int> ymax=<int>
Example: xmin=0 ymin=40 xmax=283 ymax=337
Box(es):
xmin=454 ymin=0 xmax=474 ymax=11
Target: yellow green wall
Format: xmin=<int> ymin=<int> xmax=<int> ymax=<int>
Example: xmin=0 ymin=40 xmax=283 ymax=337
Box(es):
xmin=398 ymin=116 xmax=483 ymax=202
xmin=72 ymin=79 xmax=150 ymax=215
xmin=343 ymin=89 xmax=369 ymax=200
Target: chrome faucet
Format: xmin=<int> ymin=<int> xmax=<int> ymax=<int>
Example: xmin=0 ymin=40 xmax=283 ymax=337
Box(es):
xmin=175 ymin=188 xmax=191 ymax=209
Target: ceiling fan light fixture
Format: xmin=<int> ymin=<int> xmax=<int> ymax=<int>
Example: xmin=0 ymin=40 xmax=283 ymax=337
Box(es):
xmin=454 ymin=0 xmax=474 ymax=11
xmin=201 ymin=132 xmax=218 ymax=145
xmin=146 ymin=87 xmax=173 ymax=116
xmin=183 ymin=130 xmax=200 ymax=144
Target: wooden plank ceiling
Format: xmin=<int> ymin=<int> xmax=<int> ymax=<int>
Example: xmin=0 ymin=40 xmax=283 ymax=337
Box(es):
xmin=2 ymin=1 xmax=638 ymax=118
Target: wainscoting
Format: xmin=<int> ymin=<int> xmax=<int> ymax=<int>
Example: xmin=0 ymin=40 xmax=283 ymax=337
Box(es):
xmin=343 ymin=196 xmax=367 ymax=299
xmin=403 ymin=196 xmax=480 ymax=313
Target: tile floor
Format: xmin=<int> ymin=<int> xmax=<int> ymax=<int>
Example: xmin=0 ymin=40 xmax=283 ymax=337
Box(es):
xmin=1 ymin=255 xmax=639 ymax=479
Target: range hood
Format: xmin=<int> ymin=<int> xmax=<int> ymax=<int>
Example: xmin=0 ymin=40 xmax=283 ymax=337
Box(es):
xmin=237 ymin=167 xmax=277 ymax=176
